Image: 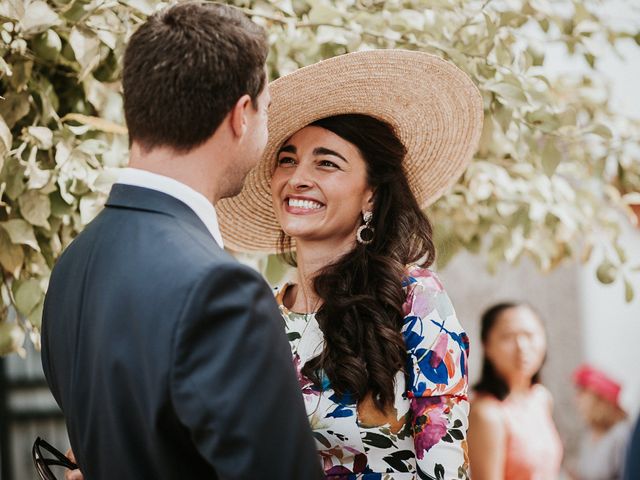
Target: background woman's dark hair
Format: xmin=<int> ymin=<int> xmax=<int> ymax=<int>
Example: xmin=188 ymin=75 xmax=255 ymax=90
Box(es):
xmin=474 ymin=302 xmax=543 ymax=401
xmin=123 ymin=2 xmax=268 ymax=153
xmin=279 ymin=114 xmax=436 ymax=411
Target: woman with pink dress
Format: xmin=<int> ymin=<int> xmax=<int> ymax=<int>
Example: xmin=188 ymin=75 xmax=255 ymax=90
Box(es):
xmin=468 ymin=302 xmax=563 ymax=480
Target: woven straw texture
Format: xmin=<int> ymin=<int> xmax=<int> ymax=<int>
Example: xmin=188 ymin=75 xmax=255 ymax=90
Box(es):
xmin=218 ymin=49 xmax=484 ymax=253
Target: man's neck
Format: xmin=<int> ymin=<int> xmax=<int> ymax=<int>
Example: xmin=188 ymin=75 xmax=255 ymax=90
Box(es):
xmin=129 ymin=144 xmax=220 ymax=204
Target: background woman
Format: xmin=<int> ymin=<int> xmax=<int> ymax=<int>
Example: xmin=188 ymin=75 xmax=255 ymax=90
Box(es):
xmin=572 ymin=364 xmax=630 ymax=480
xmin=467 ymin=302 xmax=563 ymax=480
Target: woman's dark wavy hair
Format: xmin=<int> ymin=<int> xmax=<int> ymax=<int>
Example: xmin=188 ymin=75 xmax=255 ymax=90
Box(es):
xmin=474 ymin=302 xmax=544 ymax=401
xmin=278 ymin=114 xmax=435 ymax=411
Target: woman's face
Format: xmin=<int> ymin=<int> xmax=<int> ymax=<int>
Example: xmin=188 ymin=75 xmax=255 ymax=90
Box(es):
xmin=484 ymin=306 xmax=547 ymax=385
xmin=575 ymin=388 xmax=598 ymax=421
xmin=270 ymin=125 xmax=374 ymax=247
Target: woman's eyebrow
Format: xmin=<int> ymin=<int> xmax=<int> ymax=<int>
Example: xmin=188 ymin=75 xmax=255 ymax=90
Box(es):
xmin=313 ymin=147 xmax=348 ymax=163
xmin=278 ymin=144 xmax=296 ymax=155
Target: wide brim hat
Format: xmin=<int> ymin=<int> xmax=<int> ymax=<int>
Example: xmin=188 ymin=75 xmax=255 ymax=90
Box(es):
xmin=218 ymin=49 xmax=484 ymax=253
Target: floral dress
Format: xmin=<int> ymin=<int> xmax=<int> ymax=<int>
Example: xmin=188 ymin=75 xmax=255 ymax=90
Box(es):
xmin=276 ymin=266 xmax=470 ymax=480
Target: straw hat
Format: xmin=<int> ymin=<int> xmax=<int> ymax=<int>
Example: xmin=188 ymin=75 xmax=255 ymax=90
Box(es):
xmin=218 ymin=49 xmax=484 ymax=253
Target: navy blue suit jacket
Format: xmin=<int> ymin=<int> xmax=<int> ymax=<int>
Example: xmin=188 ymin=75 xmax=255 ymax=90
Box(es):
xmin=41 ymin=184 xmax=321 ymax=479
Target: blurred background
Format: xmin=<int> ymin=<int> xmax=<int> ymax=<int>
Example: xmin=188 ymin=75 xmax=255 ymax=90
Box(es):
xmin=1 ymin=0 xmax=639 ymax=478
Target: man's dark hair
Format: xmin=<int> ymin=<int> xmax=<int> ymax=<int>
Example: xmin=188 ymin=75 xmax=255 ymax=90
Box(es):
xmin=122 ymin=2 xmax=268 ymax=152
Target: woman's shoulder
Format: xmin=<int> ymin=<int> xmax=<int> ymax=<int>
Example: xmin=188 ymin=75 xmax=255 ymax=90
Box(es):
xmin=531 ymin=383 xmax=554 ymax=408
xmin=402 ymin=265 xmax=445 ymax=292
xmin=470 ymin=395 xmax=505 ymax=422
xmin=401 ymin=265 xmax=469 ymax=397
xmin=401 ymin=265 xmax=458 ymax=328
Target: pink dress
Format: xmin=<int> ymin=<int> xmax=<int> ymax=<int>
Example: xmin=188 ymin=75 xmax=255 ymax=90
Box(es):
xmin=480 ymin=385 xmax=563 ymax=480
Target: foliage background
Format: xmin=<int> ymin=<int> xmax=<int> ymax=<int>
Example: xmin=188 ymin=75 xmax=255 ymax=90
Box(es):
xmin=0 ymin=0 xmax=639 ymax=355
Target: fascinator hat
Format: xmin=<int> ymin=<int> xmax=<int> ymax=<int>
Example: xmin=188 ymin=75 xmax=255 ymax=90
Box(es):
xmin=218 ymin=49 xmax=484 ymax=252
xmin=573 ymin=364 xmax=624 ymax=409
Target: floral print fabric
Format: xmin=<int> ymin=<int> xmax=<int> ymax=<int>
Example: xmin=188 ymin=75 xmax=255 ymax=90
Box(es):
xmin=277 ymin=266 xmax=470 ymax=479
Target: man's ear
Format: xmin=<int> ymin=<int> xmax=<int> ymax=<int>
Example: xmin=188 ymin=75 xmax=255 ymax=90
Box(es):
xmin=229 ymin=94 xmax=253 ymax=139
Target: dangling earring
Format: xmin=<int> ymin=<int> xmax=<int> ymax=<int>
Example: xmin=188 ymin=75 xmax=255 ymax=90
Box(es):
xmin=356 ymin=211 xmax=374 ymax=245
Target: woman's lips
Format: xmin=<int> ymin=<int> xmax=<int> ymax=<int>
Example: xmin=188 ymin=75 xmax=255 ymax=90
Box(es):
xmin=284 ymin=197 xmax=325 ymax=215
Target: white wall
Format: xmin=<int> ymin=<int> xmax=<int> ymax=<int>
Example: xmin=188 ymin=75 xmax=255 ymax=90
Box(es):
xmin=578 ymin=221 xmax=640 ymax=416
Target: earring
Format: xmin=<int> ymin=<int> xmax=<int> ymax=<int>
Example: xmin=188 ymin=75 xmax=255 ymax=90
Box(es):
xmin=356 ymin=211 xmax=374 ymax=245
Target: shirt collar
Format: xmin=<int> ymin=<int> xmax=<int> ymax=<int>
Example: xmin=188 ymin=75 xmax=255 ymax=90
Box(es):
xmin=116 ymin=168 xmax=224 ymax=248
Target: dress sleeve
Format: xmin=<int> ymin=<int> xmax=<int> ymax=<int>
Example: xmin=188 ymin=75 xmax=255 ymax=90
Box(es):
xmin=401 ymin=267 xmax=470 ymax=480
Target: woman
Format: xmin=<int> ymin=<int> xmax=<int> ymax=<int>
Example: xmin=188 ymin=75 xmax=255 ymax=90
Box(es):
xmin=467 ymin=302 xmax=563 ymax=480
xmin=65 ymin=50 xmax=483 ymax=479
xmin=572 ymin=364 xmax=630 ymax=480
xmin=218 ymin=50 xmax=483 ymax=478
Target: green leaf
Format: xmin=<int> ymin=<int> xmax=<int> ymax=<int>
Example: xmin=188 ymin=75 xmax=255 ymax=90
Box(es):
xmin=12 ymin=278 xmax=43 ymax=317
xmin=624 ymin=278 xmax=634 ymax=303
xmin=264 ymin=254 xmax=292 ymax=286
xmin=69 ymin=26 xmax=102 ymax=80
xmin=499 ymin=11 xmax=527 ymax=28
xmin=0 ymin=227 xmax=24 ymax=276
xmin=8 ymin=59 xmax=33 ymax=92
xmin=614 ymin=244 xmax=627 ymax=264
xmin=0 ymin=115 xmax=11 ymax=159
xmin=494 ymin=105 xmax=512 ymax=133
xmin=79 ymin=192 xmax=104 ymax=225
xmin=596 ymin=259 xmax=617 ymax=285
xmin=483 ymin=12 xmax=497 ymax=41
xmin=308 ymin=1 xmax=342 ymax=24
xmin=1 ymin=156 xmax=26 ymax=200
xmin=28 ymin=299 xmax=44 ymax=329
xmin=589 ymin=124 xmax=612 ymax=139
xmin=18 ymin=190 xmax=52 ymax=229
xmin=62 ymin=113 xmax=127 ymax=135
xmin=541 ymin=138 xmax=562 ymax=177
xmin=0 ymin=1 xmax=25 ymax=21
xmin=20 ymin=0 xmax=62 ymax=35
xmin=26 ymin=126 xmax=54 ymax=149
xmin=0 ymin=321 xmax=26 ymax=356
xmin=486 ymin=82 xmax=528 ymax=106
xmin=0 ymin=56 xmax=13 ymax=78
xmin=0 ymin=219 xmax=41 ymax=251
xmin=32 ymin=29 xmax=62 ymax=62
xmin=120 ymin=0 xmax=156 ymax=16
xmin=0 ymin=92 xmax=31 ymax=128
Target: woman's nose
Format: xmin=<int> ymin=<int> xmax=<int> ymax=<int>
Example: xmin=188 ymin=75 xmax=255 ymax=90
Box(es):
xmin=515 ymin=334 xmax=531 ymax=351
xmin=288 ymin=164 xmax=314 ymax=190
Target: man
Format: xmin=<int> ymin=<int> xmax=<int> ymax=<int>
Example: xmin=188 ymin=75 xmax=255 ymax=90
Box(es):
xmin=41 ymin=3 xmax=321 ymax=479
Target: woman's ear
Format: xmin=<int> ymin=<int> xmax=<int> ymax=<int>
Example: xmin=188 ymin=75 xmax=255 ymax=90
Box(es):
xmin=362 ymin=189 xmax=375 ymax=212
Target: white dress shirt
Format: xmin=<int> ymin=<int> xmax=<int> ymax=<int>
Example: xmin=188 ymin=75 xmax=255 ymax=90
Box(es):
xmin=116 ymin=168 xmax=224 ymax=248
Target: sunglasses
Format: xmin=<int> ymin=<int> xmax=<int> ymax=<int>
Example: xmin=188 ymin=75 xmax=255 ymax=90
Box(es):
xmin=32 ymin=437 xmax=79 ymax=480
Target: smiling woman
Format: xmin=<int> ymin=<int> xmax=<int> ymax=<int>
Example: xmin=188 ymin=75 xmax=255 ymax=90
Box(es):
xmin=272 ymin=122 xmax=374 ymax=250
xmin=218 ymin=49 xmax=484 ymax=479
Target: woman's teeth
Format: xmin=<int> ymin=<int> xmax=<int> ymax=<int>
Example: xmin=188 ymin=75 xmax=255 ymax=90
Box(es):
xmin=288 ymin=198 xmax=323 ymax=210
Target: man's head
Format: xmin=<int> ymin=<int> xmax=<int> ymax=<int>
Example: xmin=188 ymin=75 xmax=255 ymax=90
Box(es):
xmin=123 ymin=2 xmax=270 ymax=195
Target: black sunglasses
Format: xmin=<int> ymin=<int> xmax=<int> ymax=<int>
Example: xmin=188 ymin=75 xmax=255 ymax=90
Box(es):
xmin=32 ymin=437 xmax=79 ymax=480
